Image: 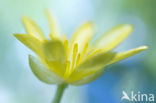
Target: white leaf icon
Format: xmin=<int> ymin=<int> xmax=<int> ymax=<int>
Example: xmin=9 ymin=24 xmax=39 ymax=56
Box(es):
xmin=121 ymin=91 xmax=130 ymax=101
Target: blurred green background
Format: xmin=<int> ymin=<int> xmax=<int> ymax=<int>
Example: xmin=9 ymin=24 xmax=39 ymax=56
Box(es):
xmin=0 ymin=0 xmax=155 ymax=103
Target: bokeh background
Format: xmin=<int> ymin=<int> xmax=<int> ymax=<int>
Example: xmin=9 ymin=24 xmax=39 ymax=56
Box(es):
xmin=0 ymin=0 xmax=155 ymax=103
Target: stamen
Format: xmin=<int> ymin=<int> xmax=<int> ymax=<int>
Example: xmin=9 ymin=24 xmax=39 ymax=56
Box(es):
xmin=64 ymin=43 xmax=80 ymax=79
xmin=80 ymin=42 xmax=88 ymax=61
xmin=71 ymin=43 xmax=78 ymax=72
xmin=64 ymin=40 xmax=68 ymax=51
xmin=75 ymin=53 xmax=80 ymax=68
xmin=64 ymin=61 xmax=71 ymax=79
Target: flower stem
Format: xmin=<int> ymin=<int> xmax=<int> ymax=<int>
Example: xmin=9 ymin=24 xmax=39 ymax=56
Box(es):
xmin=52 ymin=84 xmax=67 ymax=103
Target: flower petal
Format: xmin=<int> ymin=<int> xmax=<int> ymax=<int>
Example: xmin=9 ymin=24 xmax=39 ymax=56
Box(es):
xmin=14 ymin=34 xmax=43 ymax=57
xmin=43 ymin=40 xmax=66 ymax=63
xmin=46 ymin=11 xmax=61 ymax=39
xmin=67 ymin=52 xmax=115 ymax=82
xmin=107 ymin=46 xmax=148 ymax=65
xmin=22 ymin=16 xmax=46 ymax=41
xmin=29 ymin=55 xmax=64 ymax=84
xmin=94 ymin=24 xmax=133 ymax=52
xmin=42 ymin=40 xmax=66 ymax=76
xmin=68 ymin=22 xmax=94 ymax=60
xmin=71 ymin=22 xmax=94 ymax=44
xmin=69 ymin=68 xmax=104 ymax=85
xmin=78 ymin=52 xmax=116 ymax=70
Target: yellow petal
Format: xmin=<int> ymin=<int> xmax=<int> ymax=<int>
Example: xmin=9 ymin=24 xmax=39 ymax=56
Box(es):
xmin=94 ymin=24 xmax=133 ymax=52
xmin=14 ymin=34 xmax=43 ymax=57
xmin=69 ymin=68 xmax=104 ymax=85
xmin=68 ymin=22 xmax=94 ymax=60
xmin=22 ymin=17 xmax=46 ymax=41
xmin=46 ymin=10 xmax=61 ymax=39
xmin=78 ymin=52 xmax=116 ymax=70
xmin=29 ymin=55 xmax=64 ymax=84
xmin=66 ymin=67 xmax=103 ymax=83
xmin=71 ymin=22 xmax=93 ymax=44
xmin=43 ymin=40 xmax=66 ymax=63
xmin=67 ymin=52 xmax=115 ymax=82
xmin=42 ymin=40 xmax=66 ymax=76
xmin=107 ymin=46 xmax=148 ymax=65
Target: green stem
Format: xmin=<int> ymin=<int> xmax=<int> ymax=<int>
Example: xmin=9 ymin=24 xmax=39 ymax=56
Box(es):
xmin=52 ymin=84 xmax=67 ymax=103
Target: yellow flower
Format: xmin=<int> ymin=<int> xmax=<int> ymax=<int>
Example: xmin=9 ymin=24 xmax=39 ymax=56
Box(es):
xmin=14 ymin=12 xmax=148 ymax=85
